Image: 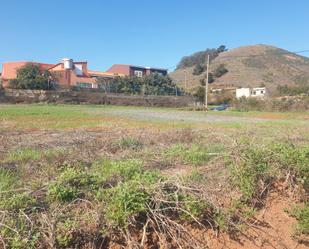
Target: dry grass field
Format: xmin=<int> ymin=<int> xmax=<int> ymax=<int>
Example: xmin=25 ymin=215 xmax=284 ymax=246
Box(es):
xmin=0 ymin=104 xmax=308 ymax=249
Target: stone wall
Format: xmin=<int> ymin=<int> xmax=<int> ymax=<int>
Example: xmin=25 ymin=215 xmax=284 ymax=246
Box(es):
xmin=0 ymin=89 xmax=197 ymax=108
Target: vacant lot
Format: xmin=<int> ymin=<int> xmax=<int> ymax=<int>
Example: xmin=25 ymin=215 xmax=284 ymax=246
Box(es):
xmin=0 ymin=104 xmax=308 ymax=249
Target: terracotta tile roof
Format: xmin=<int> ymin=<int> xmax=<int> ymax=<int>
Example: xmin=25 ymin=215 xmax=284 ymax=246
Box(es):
xmin=88 ymin=70 xmax=125 ymax=78
xmin=107 ymin=64 xmax=131 ymax=75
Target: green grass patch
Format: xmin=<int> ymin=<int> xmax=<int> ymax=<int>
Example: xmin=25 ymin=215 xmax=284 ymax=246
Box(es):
xmin=116 ymin=136 xmax=143 ymax=150
xmin=165 ymin=143 xmax=225 ymax=166
xmin=291 ymin=203 xmax=309 ymax=236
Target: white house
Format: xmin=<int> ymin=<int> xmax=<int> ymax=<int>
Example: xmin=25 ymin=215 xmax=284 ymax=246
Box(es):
xmin=251 ymin=87 xmax=266 ymax=97
xmin=236 ymin=88 xmax=251 ymax=98
xmin=236 ymin=87 xmax=267 ymax=99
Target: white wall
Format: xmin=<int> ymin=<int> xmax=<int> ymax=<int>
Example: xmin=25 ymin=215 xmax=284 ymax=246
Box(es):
xmin=75 ymin=64 xmax=83 ymax=76
xmin=236 ymin=88 xmax=251 ymax=98
xmin=251 ymin=87 xmax=266 ymax=97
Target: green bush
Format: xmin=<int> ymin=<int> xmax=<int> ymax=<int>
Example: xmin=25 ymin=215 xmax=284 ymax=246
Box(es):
xmin=291 ymin=203 xmax=309 ymax=236
xmin=231 ymin=146 xmax=273 ymax=203
xmin=231 ymin=142 xmax=309 ymax=205
xmin=55 ymin=219 xmax=76 ymax=248
xmin=272 ymin=143 xmax=309 ymax=192
xmin=104 ymin=181 xmax=150 ymax=227
xmin=94 ymin=159 xmax=144 ymax=183
xmin=179 ymin=194 xmax=208 ymax=221
xmin=48 ymin=167 xmax=97 ymax=202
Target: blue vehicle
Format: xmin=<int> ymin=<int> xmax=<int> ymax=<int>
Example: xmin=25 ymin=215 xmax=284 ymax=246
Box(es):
xmin=210 ymin=104 xmax=229 ymax=111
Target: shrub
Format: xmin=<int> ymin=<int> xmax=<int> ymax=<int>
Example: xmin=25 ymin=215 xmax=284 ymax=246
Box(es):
xmin=192 ymin=64 xmax=205 ymax=75
xmin=104 ymin=181 xmax=150 ymax=227
xmin=230 ymin=146 xmax=274 ymax=203
xmin=179 ymin=194 xmax=208 ymax=221
xmin=55 ymin=219 xmax=76 ymax=248
xmin=231 ymin=142 xmax=309 ymax=205
xmin=48 ymin=167 xmax=97 ymax=202
xmin=291 ymin=203 xmax=309 ymax=236
xmin=213 ymin=64 xmax=228 ymax=78
xmin=93 ymin=159 xmax=144 ymax=184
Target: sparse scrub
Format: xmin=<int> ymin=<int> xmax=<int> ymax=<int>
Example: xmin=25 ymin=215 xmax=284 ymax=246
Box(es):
xmin=230 ymin=142 xmax=309 ymax=206
xmin=165 ymin=143 xmax=225 ymax=166
xmin=117 ymin=136 xmax=143 ymax=150
xmin=232 ymin=97 xmax=309 ymax=112
xmin=290 ymin=203 xmax=309 ymax=237
xmin=47 ymin=166 xmax=97 ymax=202
xmin=6 ymin=148 xmax=42 ymax=162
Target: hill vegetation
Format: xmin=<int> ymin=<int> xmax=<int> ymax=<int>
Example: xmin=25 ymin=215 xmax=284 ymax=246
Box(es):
xmin=170 ymin=44 xmax=309 ymax=95
xmin=176 ymin=45 xmax=227 ymax=70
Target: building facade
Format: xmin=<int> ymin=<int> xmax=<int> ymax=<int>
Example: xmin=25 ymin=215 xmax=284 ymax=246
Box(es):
xmin=107 ymin=64 xmax=168 ymax=78
xmin=0 ymin=59 xmax=122 ymax=89
xmin=236 ymin=87 xmax=267 ymax=98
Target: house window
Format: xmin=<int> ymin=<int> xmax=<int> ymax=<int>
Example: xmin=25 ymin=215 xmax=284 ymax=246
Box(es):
xmin=152 ymin=71 xmax=163 ymax=76
xmin=252 ymin=91 xmax=256 ymax=95
xmin=134 ymin=70 xmax=143 ymax=77
xmin=77 ymin=82 xmax=92 ymax=88
xmin=260 ymin=90 xmax=264 ymax=94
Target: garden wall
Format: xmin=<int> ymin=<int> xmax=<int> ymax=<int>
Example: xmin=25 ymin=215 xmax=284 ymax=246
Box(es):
xmin=0 ymin=89 xmax=197 ymax=108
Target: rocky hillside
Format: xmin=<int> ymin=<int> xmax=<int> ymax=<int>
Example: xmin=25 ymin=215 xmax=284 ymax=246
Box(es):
xmin=170 ymin=45 xmax=309 ymax=94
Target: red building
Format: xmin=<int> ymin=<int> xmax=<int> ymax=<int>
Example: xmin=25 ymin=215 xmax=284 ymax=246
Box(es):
xmin=0 ymin=59 xmax=122 ymax=89
xmin=107 ymin=64 xmax=168 ymax=78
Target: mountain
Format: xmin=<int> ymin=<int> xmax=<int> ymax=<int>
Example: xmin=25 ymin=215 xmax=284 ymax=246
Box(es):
xmin=170 ymin=44 xmax=309 ymax=94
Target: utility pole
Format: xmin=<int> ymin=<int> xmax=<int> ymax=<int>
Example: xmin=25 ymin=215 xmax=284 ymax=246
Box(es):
xmin=205 ymin=54 xmax=210 ymax=110
xmin=184 ymin=69 xmax=187 ymax=89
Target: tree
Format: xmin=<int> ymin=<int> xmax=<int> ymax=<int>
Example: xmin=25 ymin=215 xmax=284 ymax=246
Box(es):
xmin=216 ymin=45 xmax=228 ymax=53
xmin=213 ymin=64 xmax=228 ymax=78
xmin=107 ymin=74 xmax=182 ymax=96
xmin=9 ymin=63 xmax=55 ymax=90
xmin=194 ymin=86 xmax=205 ymax=102
xmin=199 ymin=73 xmax=214 ymax=85
xmin=192 ymin=64 xmax=205 ymax=75
xmin=176 ymin=45 xmax=228 ymax=70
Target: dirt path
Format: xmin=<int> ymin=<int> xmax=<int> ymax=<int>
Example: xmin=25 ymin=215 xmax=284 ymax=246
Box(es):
xmin=102 ymin=108 xmax=280 ymax=124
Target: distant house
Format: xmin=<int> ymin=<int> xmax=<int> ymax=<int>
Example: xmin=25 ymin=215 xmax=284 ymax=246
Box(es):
xmin=236 ymin=87 xmax=267 ymax=98
xmin=107 ymin=64 xmax=168 ymax=78
xmin=0 ymin=59 xmax=122 ymax=89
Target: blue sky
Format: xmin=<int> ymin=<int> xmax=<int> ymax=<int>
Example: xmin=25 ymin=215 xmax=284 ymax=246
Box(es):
xmin=1 ymin=0 xmax=309 ymax=71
